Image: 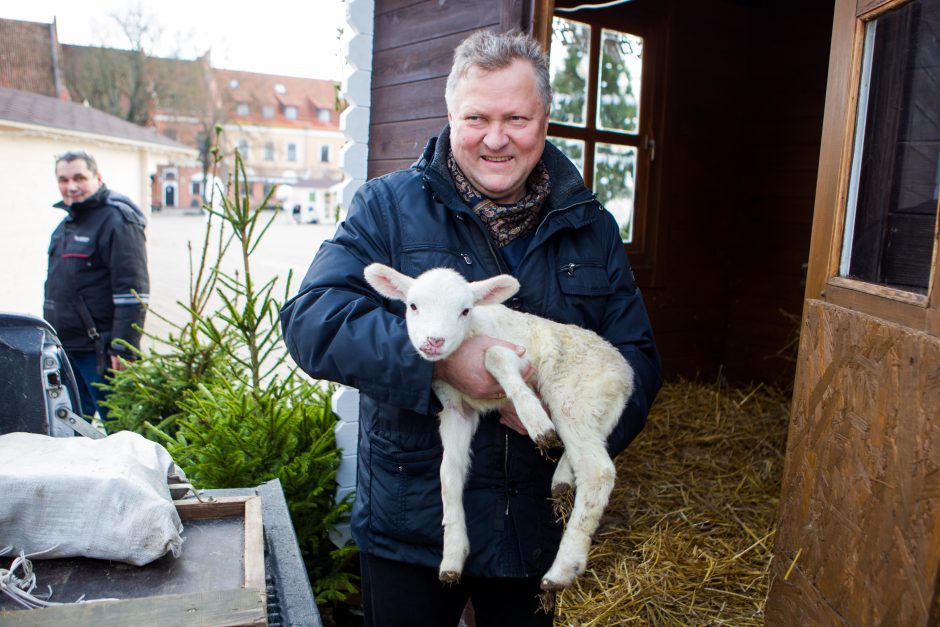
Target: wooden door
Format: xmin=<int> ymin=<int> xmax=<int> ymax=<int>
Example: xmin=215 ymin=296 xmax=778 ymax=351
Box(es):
xmin=768 ymin=0 xmax=940 ymax=623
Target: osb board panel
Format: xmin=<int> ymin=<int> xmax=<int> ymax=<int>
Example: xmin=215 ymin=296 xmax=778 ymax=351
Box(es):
xmin=767 ymin=299 xmax=940 ymax=626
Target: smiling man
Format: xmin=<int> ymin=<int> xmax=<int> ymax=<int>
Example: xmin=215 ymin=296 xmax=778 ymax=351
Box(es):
xmin=281 ymin=30 xmax=661 ymax=626
xmin=44 ymin=151 xmax=149 ymax=423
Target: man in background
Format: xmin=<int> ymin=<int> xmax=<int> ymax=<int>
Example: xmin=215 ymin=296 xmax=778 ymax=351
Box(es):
xmin=44 ymin=150 xmax=149 ymax=421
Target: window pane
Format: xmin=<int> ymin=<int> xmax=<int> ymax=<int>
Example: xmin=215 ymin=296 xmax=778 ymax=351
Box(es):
xmin=597 ymin=29 xmax=643 ymax=134
xmin=841 ymin=0 xmax=940 ymax=294
xmin=550 ymin=17 xmax=590 ymax=127
xmin=548 ymin=136 xmax=585 ymax=177
xmin=594 ymin=143 xmax=637 ymax=242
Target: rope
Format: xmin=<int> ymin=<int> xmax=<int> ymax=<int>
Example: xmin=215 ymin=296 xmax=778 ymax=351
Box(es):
xmin=0 ymin=546 xmax=118 ymax=609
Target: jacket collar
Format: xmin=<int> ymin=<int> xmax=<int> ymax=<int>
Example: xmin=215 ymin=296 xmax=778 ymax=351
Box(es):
xmin=53 ymin=184 xmax=110 ymax=216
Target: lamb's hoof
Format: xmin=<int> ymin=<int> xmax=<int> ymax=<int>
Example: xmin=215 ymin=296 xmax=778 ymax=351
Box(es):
xmin=439 ymin=570 xmax=461 ymax=585
xmin=540 ymin=577 xmax=568 ymax=591
xmin=551 ymin=482 xmax=572 ymax=499
xmin=535 ymin=429 xmax=561 ymax=450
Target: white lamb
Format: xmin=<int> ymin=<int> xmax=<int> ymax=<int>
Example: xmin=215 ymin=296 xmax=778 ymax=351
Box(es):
xmin=363 ymin=263 xmax=635 ymax=590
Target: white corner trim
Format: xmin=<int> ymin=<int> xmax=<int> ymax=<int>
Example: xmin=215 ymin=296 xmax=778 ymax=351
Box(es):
xmin=340 ymin=0 xmax=374 ymax=219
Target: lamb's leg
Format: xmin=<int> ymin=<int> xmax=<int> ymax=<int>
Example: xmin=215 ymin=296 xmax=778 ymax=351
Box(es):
xmin=434 ymin=381 xmax=480 ymax=583
xmin=541 ymin=429 xmax=615 ymax=590
xmin=483 ymin=346 xmax=559 ymax=449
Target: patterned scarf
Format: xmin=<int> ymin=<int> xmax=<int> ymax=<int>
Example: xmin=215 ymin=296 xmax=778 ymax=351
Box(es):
xmin=447 ymin=150 xmax=551 ymax=248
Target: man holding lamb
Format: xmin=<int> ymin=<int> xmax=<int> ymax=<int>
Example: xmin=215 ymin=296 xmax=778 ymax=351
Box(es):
xmin=281 ymin=29 xmax=661 ymax=627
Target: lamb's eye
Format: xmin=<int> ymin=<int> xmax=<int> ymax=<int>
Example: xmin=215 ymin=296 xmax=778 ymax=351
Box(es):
xmin=460 ymin=308 xmax=470 ymax=317
xmin=409 ymin=303 xmax=417 ymax=312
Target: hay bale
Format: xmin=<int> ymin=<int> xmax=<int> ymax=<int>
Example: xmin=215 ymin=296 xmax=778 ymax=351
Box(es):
xmin=554 ymin=378 xmax=790 ymax=626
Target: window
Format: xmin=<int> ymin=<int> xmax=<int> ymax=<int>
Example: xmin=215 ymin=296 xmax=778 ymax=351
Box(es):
xmin=320 ymin=144 xmax=330 ymax=163
xmin=839 ymin=0 xmax=939 ymax=295
xmin=287 ymin=143 xmax=298 ymax=162
xmin=549 ymin=17 xmax=647 ymax=243
xmin=262 ymin=105 xmax=275 ymax=119
xmin=284 ymin=106 xmax=298 ymax=120
xmin=547 ymin=12 xmax=663 ymax=260
xmin=191 ymin=180 xmax=202 ymax=196
xmin=229 ymin=79 xmax=239 ymax=89
xmin=264 ymin=141 xmax=275 ymax=161
xmin=163 ymin=128 xmax=177 ymax=141
xmin=237 ymin=139 xmax=250 ymax=160
xmin=235 ymin=102 xmax=250 ymax=116
xmin=318 ymin=109 xmax=332 ymax=123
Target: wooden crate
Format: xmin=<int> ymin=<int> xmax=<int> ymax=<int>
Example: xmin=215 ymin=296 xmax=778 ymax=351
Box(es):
xmin=0 ymin=496 xmax=267 ymax=626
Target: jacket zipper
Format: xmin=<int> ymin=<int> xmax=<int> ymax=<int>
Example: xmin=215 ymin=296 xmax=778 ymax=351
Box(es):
xmin=504 ymin=430 xmax=511 ymax=516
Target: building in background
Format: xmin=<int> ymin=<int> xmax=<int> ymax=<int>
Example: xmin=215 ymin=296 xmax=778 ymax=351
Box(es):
xmin=0 ymin=16 xmax=347 ymax=222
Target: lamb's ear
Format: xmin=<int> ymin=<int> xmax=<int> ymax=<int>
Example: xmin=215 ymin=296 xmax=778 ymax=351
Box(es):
xmin=470 ymin=274 xmax=520 ymax=306
xmin=364 ymin=263 xmax=413 ymax=302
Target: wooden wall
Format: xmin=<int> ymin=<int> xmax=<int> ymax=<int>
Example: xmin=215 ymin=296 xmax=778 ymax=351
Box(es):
xmin=366 ymin=0 xmax=834 ymax=388
xmin=767 ymin=299 xmax=940 ymax=625
xmin=369 ymin=0 xmax=529 ymax=178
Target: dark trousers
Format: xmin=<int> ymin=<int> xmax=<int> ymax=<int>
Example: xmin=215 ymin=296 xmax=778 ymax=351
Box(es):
xmin=359 ymin=552 xmax=555 ymax=627
xmin=67 ymin=349 xmax=110 ymax=422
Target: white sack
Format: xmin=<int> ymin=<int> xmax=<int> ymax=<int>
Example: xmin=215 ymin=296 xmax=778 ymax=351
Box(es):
xmin=0 ymin=431 xmax=184 ymax=566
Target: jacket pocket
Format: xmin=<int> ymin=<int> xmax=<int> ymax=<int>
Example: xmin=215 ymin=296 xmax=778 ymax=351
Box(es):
xmin=556 ymin=259 xmax=614 ymax=296
xmin=368 ymin=439 xmax=444 ymax=546
xmin=400 ymin=244 xmax=476 ymax=281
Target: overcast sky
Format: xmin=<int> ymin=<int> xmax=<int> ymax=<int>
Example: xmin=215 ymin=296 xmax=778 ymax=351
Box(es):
xmin=1 ymin=0 xmax=347 ymax=81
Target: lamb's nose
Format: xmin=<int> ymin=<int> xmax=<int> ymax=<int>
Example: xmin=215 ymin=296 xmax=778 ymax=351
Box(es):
xmin=427 ymin=337 xmax=444 ymax=348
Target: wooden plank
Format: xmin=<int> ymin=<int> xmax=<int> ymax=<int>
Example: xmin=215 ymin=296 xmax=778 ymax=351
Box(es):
xmin=367 ymin=158 xmax=418 ymax=179
xmin=768 ymin=299 xmax=940 ymax=624
xmin=243 ymin=497 xmax=265 ymax=592
xmin=804 ymin=0 xmax=861 ymax=301
xmin=0 ymin=589 xmax=265 ymax=627
xmin=372 ymin=33 xmax=466 ymax=89
xmin=369 ymin=118 xmax=445 ymax=162
xmin=500 ymin=0 xmax=527 ymax=32
xmin=370 ymin=77 xmax=448 ymax=125
xmin=175 ymin=496 xmax=249 ymax=520
xmin=374 ymin=0 xmax=499 ymax=52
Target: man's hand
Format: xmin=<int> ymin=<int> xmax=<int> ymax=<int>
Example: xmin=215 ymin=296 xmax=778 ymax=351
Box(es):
xmin=110 ymin=354 xmax=127 ymax=372
xmin=498 ymin=402 xmax=529 ymax=436
xmin=432 ymin=335 xmax=534 ymax=399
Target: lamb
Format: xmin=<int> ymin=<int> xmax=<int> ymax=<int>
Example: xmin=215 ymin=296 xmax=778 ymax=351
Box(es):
xmin=363 ymin=263 xmax=635 ymax=591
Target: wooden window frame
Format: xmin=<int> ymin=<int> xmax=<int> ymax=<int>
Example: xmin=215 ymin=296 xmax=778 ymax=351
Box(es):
xmin=808 ymin=0 xmax=940 ymax=335
xmin=535 ymin=2 xmax=666 ymax=284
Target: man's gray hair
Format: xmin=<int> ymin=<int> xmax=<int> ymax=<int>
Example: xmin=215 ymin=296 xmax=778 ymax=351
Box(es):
xmin=445 ymin=30 xmax=552 ymax=113
xmin=56 ymin=150 xmax=99 ymax=176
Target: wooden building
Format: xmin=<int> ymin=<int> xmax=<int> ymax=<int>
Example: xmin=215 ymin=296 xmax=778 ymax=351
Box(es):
xmin=341 ymin=0 xmax=939 ymax=622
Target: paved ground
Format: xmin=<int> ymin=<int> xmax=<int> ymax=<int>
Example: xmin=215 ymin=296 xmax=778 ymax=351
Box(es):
xmin=2 ymin=208 xmax=340 ymax=351
xmin=148 ymin=209 xmax=339 ymax=348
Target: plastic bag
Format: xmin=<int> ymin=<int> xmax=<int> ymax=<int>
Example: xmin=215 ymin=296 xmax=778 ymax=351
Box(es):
xmin=0 ymin=431 xmax=184 ymax=566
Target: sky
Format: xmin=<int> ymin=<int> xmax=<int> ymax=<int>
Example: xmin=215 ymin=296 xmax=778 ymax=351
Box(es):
xmin=0 ymin=0 xmax=348 ymax=81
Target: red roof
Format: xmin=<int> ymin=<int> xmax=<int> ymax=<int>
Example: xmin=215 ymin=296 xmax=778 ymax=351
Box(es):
xmin=213 ymin=68 xmax=340 ymax=129
xmin=0 ymin=18 xmax=67 ymax=99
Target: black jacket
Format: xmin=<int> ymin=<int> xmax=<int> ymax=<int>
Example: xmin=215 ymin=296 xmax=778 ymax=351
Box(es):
xmin=44 ymin=185 xmax=149 ymax=359
xmin=281 ymin=128 xmax=661 ymax=577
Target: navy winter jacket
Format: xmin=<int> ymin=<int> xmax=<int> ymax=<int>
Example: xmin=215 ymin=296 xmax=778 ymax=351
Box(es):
xmin=44 ymin=185 xmax=149 ymax=359
xmin=280 ymin=128 xmax=661 ymax=578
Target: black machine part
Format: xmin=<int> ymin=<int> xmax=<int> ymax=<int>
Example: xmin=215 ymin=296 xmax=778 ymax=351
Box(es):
xmin=0 ymin=312 xmax=82 ymax=437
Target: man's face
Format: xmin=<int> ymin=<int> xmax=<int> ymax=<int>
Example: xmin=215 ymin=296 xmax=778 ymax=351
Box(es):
xmin=56 ymin=158 xmax=102 ymax=206
xmin=448 ymin=59 xmax=548 ymax=204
